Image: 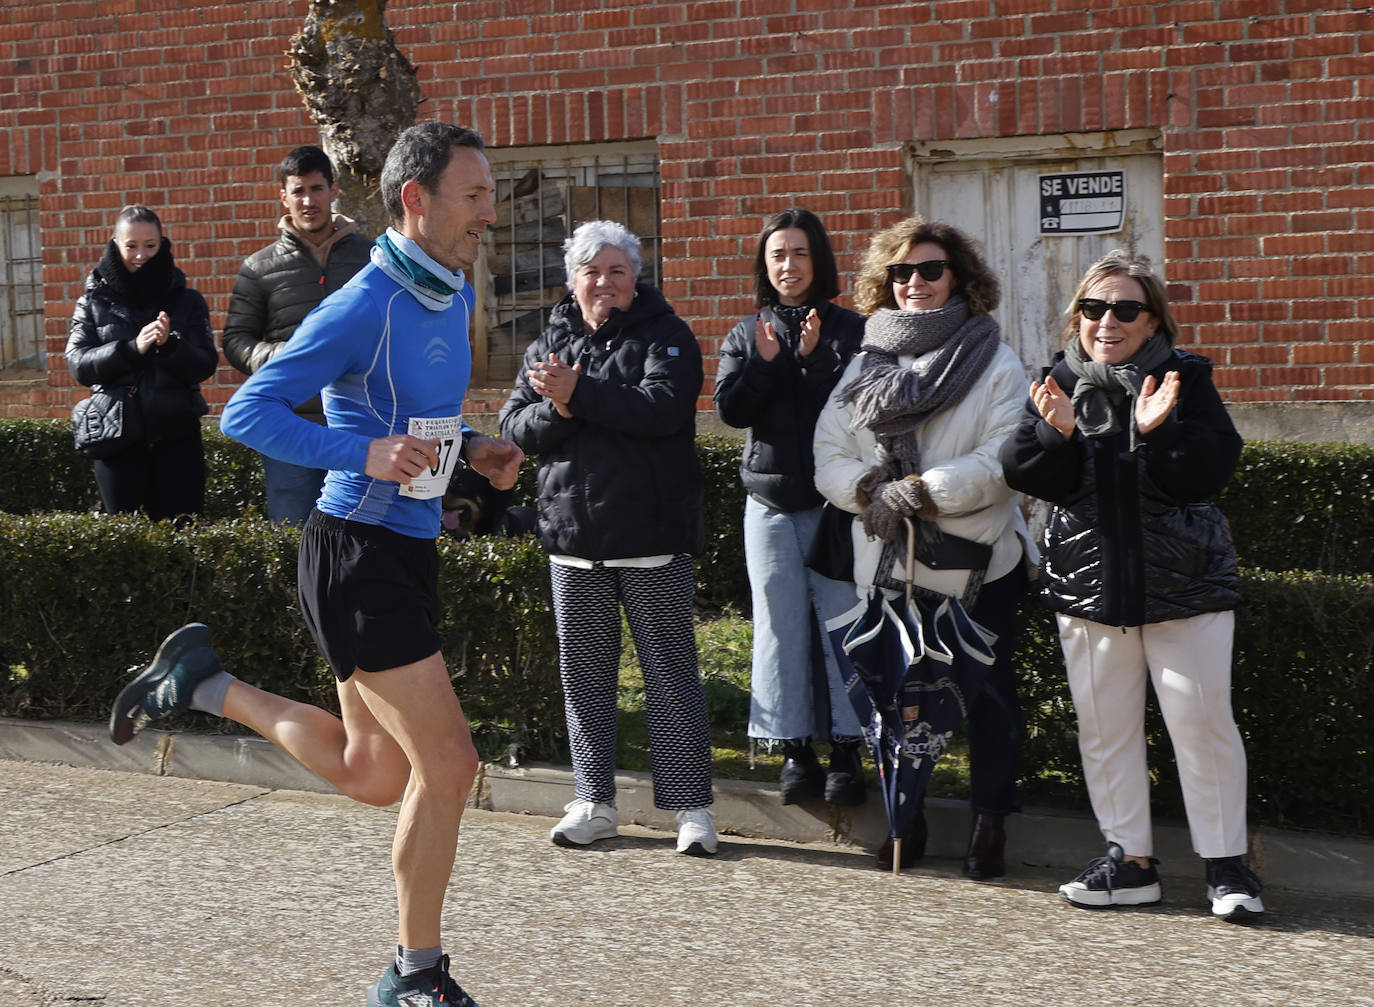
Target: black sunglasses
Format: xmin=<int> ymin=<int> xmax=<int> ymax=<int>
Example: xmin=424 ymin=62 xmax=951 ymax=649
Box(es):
xmin=886 ymin=259 xmax=949 ymax=284
xmin=1078 ymin=298 xmax=1150 ymax=323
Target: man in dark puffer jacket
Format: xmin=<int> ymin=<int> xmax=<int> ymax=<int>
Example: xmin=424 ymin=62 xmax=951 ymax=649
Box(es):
xmin=222 ymin=145 xmax=372 ymax=523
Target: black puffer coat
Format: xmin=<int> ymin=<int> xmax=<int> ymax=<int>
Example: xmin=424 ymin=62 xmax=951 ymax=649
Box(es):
xmin=713 ymin=301 xmax=864 ymax=512
xmin=65 ymin=239 xmax=217 ymax=442
xmin=499 ymin=284 xmax=704 ymax=560
xmin=222 ymin=220 xmax=372 ymax=421
xmin=1000 ymin=349 xmax=1242 ymax=627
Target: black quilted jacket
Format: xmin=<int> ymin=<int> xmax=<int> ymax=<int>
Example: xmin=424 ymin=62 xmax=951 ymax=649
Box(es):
xmin=713 ymin=301 xmax=864 ymax=513
xmin=499 ymin=284 xmax=704 ymax=561
xmin=221 ymin=223 xmax=372 ymax=420
xmin=65 ymin=241 xmax=216 ymax=443
xmin=1000 ymin=349 xmax=1242 ymax=627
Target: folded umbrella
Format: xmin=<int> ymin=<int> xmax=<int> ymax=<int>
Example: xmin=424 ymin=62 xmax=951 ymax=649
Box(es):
xmin=824 ymin=519 xmax=998 ymax=874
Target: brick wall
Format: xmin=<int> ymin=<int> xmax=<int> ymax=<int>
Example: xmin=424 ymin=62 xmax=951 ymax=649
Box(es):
xmin=3 ymin=0 xmax=1370 ymax=419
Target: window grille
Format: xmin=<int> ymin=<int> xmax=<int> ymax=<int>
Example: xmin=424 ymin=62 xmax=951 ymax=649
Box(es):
xmin=475 ymin=143 xmax=660 ymax=386
xmin=1 ymin=194 xmax=43 ymax=370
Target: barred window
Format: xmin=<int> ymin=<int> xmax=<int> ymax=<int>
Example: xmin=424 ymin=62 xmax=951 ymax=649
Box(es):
xmin=474 ymin=142 xmax=660 ymax=386
xmin=0 ymin=190 xmax=43 ymax=370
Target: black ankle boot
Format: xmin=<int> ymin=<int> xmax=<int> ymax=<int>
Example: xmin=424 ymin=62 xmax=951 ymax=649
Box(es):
xmin=875 ymin=811 xmax=927 ymax=870
xmin=778 ymin=740 xmax=825 ymax=805
xmin=964 ymin=813 xmax=1006 ymax=880
xmin=824 ymin=740 xmax=867 ymax=806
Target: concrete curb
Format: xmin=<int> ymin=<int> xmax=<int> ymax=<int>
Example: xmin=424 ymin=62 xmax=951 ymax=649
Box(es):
xmin=2 ymin=716 xmax=1367 ymax=897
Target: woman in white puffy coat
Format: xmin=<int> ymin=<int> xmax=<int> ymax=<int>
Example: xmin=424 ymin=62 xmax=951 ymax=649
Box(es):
xmin=813 ymin=215 xmax=1032 ymax=877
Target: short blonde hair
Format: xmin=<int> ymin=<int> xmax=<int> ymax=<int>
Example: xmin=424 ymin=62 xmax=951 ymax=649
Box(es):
xmin=1062 ymin=250 xmax=1179 ymax=347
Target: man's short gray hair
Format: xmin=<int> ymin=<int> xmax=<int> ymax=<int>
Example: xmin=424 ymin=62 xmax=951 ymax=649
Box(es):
xmin=563 ymin=219 xmax=642 ymax=284
xmin=380 ymin=123 xmax=485 ymax=226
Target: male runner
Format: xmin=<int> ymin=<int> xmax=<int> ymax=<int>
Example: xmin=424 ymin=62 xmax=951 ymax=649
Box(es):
xmin=109 ymin=122 xmax=521 ymax=1007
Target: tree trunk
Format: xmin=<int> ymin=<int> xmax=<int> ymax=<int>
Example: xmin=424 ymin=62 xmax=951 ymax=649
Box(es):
xmin=287 ymin=0 xmax=420 ymax=239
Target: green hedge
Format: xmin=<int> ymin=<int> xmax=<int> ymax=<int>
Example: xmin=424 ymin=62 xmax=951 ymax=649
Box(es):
xmin=0 ymin=419 xmax=266 ymax=521
xmin=3 ymin=418 xmax=1372 ymax=834
xmin=6 ymin=422 xmax=1370 ymax=597
xmin=0 ymin=512 xmax=561 ymax=758
xmin=1217 ymin=440 xmax=1374 ymax=577
xmin=1015 ymin=568 xmax=1374 ymax=836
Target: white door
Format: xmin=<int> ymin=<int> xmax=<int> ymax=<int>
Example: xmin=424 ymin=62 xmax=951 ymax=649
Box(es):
xmin=910 ymin=130 xmax=1164 ymax=376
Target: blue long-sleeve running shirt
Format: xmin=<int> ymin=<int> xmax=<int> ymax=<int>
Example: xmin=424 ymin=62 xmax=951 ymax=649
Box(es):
xmin=220 ymin=259 xmax=474 ymax=539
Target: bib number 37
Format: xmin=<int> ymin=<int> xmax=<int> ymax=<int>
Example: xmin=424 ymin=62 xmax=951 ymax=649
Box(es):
xmin=399 ymin=415 xmax=464 ymax=500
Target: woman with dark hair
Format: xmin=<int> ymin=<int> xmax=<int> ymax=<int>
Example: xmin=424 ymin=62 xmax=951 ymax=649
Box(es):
xmin=65 ymin=204 xmax=217 ymax=520
xmin=1001 ymin=250 xmax=1264 ymax=920
xmin=714 ymin=207 xmax=867 ymax=806
xmin=500 ymin=219 xmax=718 ymax=857
xmin=813 ymin=215 xmax=1032 ymax=875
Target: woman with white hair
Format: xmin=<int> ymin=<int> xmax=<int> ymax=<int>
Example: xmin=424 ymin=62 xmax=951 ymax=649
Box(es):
xmin=499 ymin=219 xmax=717 ymax=856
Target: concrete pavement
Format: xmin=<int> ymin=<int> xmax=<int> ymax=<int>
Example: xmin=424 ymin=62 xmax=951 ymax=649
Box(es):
xmin=2 ymin=721 xmax=1373 ymax=1006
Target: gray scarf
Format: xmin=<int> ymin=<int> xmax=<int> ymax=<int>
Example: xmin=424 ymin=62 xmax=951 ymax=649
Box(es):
xmin=839 ymin=298 xmax=1000 ymax=477
xmin=1065 ymin=332 xmax=1174 ymax=452
xmin=838 ymin=299 xmax=1001 ymax=592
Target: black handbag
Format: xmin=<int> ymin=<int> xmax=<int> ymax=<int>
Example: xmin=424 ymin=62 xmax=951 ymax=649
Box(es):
xmin=805 ymin=502 xmax=855 ymax=581
xmin=71 ymin=385 xmax=143 ymax=459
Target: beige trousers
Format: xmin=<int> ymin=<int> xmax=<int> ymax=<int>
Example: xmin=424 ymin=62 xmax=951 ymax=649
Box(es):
xmin=1056 ymin=610 xmax=1250 ymax=860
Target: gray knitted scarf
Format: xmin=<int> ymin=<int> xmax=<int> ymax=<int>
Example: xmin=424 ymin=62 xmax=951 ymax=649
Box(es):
xmin=1064 ymin=332 xmax=1173 ymax=452
xmin=838 ymin=298 xmax=1001 ymax=478
xmin=837 ymin=299 xmax=1001 ymax=592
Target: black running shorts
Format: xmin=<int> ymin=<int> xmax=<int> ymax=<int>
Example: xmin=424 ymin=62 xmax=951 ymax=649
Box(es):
xmin=297 ymin=510 xmax=442 ymax=682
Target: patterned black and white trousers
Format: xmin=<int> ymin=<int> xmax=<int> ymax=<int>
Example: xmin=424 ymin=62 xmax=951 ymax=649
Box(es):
xmin=550 ymin=554 xmax=714 ymax=811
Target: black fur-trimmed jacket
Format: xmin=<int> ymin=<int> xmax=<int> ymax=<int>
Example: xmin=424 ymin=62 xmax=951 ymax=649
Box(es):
xmin=65 ymin=242 xmax=216 ymax=443
xmin=499 ymin=284 xmax=704 ymax=561
xmin=713 ymin=301 xmax=864 ymax=513
xmin=1000 ymin=348 xmax=1242 ymax=627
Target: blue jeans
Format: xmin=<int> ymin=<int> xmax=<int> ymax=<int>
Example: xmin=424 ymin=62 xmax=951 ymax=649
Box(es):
xmin=262 ymin=453 xmax=327 ymax=526
xmin=744 ymin=496 xmax=863 ymax=742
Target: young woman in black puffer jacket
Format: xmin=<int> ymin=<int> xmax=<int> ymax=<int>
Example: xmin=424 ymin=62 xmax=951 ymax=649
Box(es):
xmin=713 ymin=208 xmax=867 ymax=808
xmin=65 ymin=205 xmax=218 ymax=521
xmin=1001 ymin=250 xmax=1265 ymax=922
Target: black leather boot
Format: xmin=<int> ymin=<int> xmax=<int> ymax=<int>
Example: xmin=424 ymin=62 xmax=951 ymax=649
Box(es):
xmin=824 ymin=740 xmax=867 ymax=806
xmin=778 ymin=740 xmax=825 ymax=805
xmin=875 ymin=811 xmax=927 ymax=870
xmin=964 ymin=812 xmax=1006 ymax=880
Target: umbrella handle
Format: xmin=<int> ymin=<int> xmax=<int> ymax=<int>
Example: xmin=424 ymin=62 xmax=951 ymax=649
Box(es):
xmin=903 ymin=517 xmax=916 ymax=609
xmin=892 ymin=836 xmax=903 ymax=876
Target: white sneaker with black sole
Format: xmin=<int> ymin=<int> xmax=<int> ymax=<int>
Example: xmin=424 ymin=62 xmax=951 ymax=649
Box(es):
xmin=675 ymin=807 xmax=718 ymax=856
xmin=1206 ymin=856 xmax=1265 ymax=921
xmin=1059 ymin=842 xmax=1162 ymax=908
xmin=549 ymin=798 xmax=619 ymax=847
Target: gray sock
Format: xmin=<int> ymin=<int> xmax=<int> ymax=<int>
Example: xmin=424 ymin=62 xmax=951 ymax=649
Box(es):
xmin=188 ymin=671 xmax=235 ymax=717
xmin=396 ymin=944 xmax=443 ymax=977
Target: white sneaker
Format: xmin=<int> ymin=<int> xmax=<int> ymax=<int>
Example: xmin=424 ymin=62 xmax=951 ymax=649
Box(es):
xmin=550 ymin=798 xmax=619 ymax=847
xmin=675 ymin=807 xmax=718 ymax=856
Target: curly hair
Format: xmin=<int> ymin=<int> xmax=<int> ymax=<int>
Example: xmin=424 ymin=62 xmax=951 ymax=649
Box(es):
xmin=1060 ymin=249 xmax=1180 ymax=347
xmin=853 ymin=215 xmax=999 ymax=317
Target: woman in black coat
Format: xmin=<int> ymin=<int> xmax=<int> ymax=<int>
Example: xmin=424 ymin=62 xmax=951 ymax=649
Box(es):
xmin=713 ymin=208 xmax=866 ymax=807
xmin=1000 ymin=250 xmax=1264 ymax=921
xmin=499 ymin=219 xmax=717 ymax=857
xmin=65 ymin=205 xmax=217 ymax=520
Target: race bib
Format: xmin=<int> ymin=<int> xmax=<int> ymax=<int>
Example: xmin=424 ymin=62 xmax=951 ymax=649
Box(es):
xmin=398 ymin=415 xmax=464 ymax=500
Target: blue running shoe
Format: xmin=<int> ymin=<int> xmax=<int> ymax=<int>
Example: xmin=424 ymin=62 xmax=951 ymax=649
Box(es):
xmin=366 ymin=955 xmax=479 ymax=1006
xmin=108 ymin=623 xmax=223 ymax=745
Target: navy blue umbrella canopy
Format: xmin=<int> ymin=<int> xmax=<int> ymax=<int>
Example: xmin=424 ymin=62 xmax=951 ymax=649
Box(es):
xmin=824 ymin=522 xmax=998 ymax=874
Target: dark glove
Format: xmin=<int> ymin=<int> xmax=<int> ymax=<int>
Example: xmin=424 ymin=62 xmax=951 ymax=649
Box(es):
xmin=859 ymin=475 xmax=937 ymax=542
